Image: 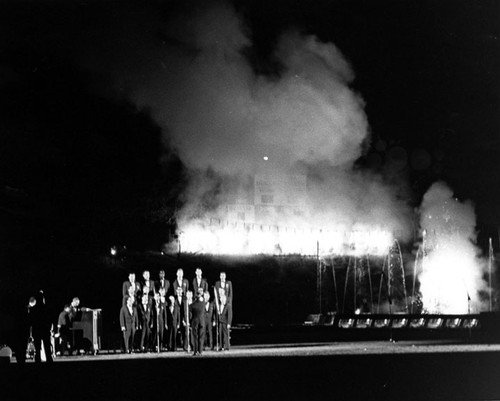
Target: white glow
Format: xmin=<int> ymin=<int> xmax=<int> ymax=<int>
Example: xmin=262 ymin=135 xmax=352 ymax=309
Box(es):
xmin=417 ymin=182 xmax=488 ymax=314
xmin=419 ymin=237 xmax=484 ymax=314
xmin=177 ymin=220 xmax=393 ymax=256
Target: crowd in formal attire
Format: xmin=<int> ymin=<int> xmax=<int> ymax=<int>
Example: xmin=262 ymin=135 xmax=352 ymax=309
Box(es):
xmin=14 ymin=268 xmax=232 ymax=362
xmin=120 ymin=268 xmax=233 ymax=355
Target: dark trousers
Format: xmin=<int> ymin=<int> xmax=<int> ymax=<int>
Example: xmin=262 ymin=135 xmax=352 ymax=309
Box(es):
xmin=204 ymin=322 xmax=213 ymax=349
xmin=192 ymin=321 xmax=205 ymax=354
xmin=122 ymin=326 xmax=136 ymax=352
xmin=58 ymin=327 xmax=71 ymax=355
xmin=140 ymin=325 xmax=151 ymax=350
xmin=168 ymin=325 xmax=178 ymax=351
xmin=32 ymin=329 xmax=53 ymax=362
xmin=218 ymin=323 xmax=230 ymax=350
xmin=180 ymin=324 xmax=190 ymax=351
xmin=153 ymin=321 xmax=165 ymax=350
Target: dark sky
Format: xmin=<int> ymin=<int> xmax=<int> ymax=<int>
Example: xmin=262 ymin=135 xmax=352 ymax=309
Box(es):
xmin=0 ymin=0 xmax=499 ymax=255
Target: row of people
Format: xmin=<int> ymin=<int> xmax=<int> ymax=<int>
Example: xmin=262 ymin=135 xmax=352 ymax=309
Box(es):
xmin=122 ymin=268 xmax=233 ymax=307
xmin=119 ymin=285 xmax=232 ymax=355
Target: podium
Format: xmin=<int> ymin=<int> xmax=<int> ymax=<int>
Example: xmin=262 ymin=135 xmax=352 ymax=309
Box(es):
xmin=71 ymin=309 xmax=102 ymax=354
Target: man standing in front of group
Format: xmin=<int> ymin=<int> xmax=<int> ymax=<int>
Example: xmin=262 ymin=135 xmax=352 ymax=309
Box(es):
xmin=190 ymin=289 xmax=206 ymax=356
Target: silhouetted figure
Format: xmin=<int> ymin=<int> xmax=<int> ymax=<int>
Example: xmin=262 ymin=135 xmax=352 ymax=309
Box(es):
xmin=10 ymin=298 xmax=32 ymax=364
xmin=190 ymin=289 xmax=206 ymax=356
xmin=30 ymin=291 xmax=53 ymax=363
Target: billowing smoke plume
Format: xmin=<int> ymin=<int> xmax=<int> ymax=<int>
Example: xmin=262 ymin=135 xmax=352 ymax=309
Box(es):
xmin=417 ymin=181 xmax=489 ymax=313
xmin=86 ymin=2 xmax=412 ymax=254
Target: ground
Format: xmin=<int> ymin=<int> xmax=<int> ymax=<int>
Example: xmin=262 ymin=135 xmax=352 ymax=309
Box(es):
xmin=2 ymin=341 xmax=500 ymax=400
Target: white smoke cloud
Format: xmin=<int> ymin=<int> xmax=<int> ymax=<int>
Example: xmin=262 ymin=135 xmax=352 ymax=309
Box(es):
xmin=417 ymin=181 xmax=489 ymax=313
xmin=84 ymin=2 xmax=413 ymax=253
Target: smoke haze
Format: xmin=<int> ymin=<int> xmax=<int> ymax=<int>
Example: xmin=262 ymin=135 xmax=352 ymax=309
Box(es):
xmin=84 ymin=1 xmax=413 ymax=251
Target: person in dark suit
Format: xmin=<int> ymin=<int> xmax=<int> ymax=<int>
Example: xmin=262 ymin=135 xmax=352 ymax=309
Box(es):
xmin=184 ymin=290 xmax=194 ymax=352
xmin=192 ymin=267 xmax=208 ymax=295
xmin=56 ymin=304 xmax=72 ymax=356
xmin=174 ymin=287 xmax=188 ymax=350
xmin=172 ymin=268 xmax=189 ymax=297
xmin=203 ymin=291 xmax=215 ymax=350
xmin=141 ymin=270 xmax=156 ymax=300
xmin=156 ymin=270 xmax=170 ymax=296
xmin=120 ymin=296 xmax=139 ymax=353
xmin=30 ymin=290 xmax=53 ymax=363
xmin=166 ymin=295 xmax=179 ymax=351
xmin=122 ymin=285 xmax=137 ymax=307
xmin=122 ymin=272 xmax=140 ymax=300
xmin=10 ymin=298 xmax=32 ymax=364
xmin=138 ymin=295 xmax=153 ymax=352
xmin=68 ymin=297 xmax=82 ymax=323
xmin=152 ymin=292 xmax=167 ymax=352
xmin=217 ymin=294 xmax=232 ymax=351
xmin=189 ymin=289 xmax=206 ymax=356
xmin=215 ymin=272 xmax=233 ymax=305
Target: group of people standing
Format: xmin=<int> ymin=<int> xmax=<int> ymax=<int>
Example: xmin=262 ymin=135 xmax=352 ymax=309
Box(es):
xmin=120 ymin=267 xmax=233 ymax=356
xmin=18 ymin=292 xmax=83 ymax=362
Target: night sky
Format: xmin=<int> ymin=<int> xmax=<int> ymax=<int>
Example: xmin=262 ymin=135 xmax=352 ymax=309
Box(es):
xmin=0 ymin=0 xmax=499 ymax=327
